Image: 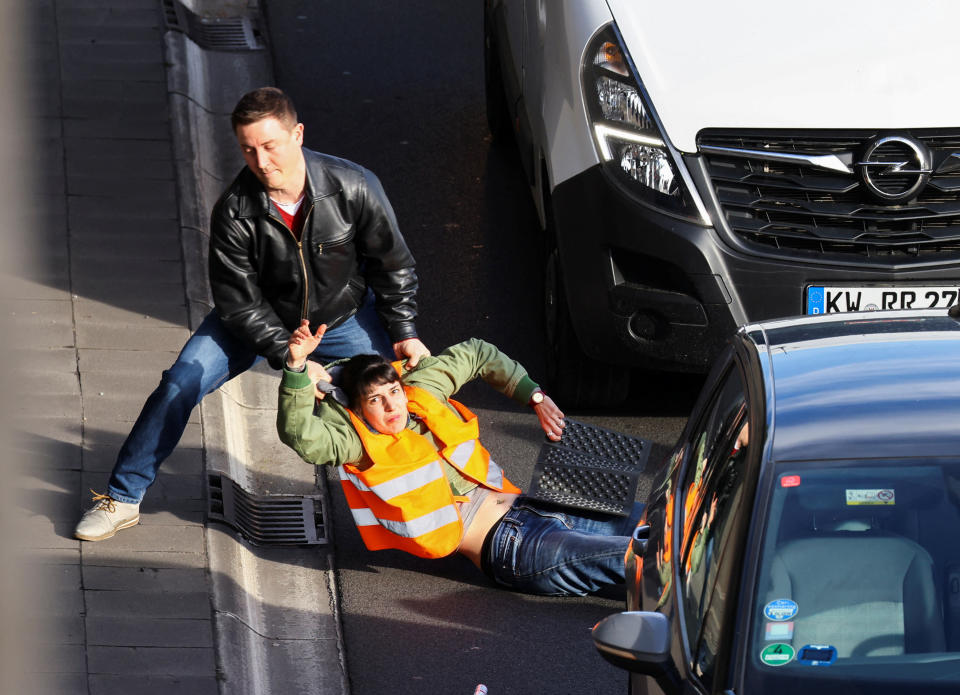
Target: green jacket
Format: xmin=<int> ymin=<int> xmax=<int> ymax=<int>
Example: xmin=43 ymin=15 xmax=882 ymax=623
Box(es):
xmin=276 ymin=338 xmax=541 ymax=495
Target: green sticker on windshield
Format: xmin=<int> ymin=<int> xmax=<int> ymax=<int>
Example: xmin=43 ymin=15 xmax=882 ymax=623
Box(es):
xmin=759 ymin=643 xmax=795 ymax=667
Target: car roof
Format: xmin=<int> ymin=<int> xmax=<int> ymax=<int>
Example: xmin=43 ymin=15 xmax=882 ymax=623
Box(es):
xmin=742 ymin=309 xmax=960 ymax=463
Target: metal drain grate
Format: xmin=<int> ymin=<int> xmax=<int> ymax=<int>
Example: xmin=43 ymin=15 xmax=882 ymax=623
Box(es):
xmin=161 ymin=0 xmax=265 ymax=51
xmin=527 ymin=418 xmax=650 ymax=516
xmin=207 ymin=473 xmax=328 ymax=545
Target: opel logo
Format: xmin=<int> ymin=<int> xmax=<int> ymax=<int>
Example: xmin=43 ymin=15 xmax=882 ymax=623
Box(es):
xmin=857 ymin=135 xmax=932 ymax=203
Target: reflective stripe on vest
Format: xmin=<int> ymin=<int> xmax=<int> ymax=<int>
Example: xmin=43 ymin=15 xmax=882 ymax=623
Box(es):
xmin=341 ymin=381 xmax=520 ymax=558
xmin=342 ymin=458 xmax=445 ymax=500
xmin=338 ymin=468 xmax=461 ymax=537
xmin=448 ymin=439 xmax=507 ymax=490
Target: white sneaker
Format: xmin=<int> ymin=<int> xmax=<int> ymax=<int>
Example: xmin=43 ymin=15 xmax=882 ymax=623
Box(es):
xmin=74 ymin=490 xmax=140 ymax=541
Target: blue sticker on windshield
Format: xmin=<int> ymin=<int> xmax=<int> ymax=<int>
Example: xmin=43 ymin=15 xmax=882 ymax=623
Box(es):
xmin=797 ymin=644 xmax=837 ymax=666
xmin=763 ymin=598 xmax=798 ymax=621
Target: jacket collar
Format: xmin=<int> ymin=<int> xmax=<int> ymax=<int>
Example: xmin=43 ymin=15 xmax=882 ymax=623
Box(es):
xmin=235 ymin=148 xmax=340 ymax=219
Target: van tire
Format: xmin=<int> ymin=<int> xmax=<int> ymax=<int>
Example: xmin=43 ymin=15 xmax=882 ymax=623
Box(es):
xmin=544 ymin=226 xmax=631 ymax=408
xmin=484 ymin=12 xmax=511 ymax=145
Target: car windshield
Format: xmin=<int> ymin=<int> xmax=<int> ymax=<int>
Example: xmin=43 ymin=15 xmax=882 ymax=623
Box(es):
xmin=744 ymin=460 xmax=960 ymax=694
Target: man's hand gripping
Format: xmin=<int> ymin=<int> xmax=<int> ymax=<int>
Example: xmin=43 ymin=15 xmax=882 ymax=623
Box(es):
xmin=393 ymin=337 xmax=431 ymax=368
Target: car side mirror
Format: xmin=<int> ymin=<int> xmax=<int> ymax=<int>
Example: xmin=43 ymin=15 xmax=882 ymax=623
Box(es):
xmin=592 ymin=611 xmax=682 ymax=694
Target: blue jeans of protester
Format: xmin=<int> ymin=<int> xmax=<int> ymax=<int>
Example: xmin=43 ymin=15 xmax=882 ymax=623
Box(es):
xmin=485 ymin=496 xmax=645 ymax=596
xmin=107 ymin=295 xmax=392 ymax=504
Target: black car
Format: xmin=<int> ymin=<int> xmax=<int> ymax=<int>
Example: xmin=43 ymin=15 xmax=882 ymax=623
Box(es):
xmin=594 ymin=308 xmax=960 ymax=694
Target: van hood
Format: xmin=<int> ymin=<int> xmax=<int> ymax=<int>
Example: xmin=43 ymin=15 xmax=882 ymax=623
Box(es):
xmin=607 ymin=0 xmax=960 ymax=153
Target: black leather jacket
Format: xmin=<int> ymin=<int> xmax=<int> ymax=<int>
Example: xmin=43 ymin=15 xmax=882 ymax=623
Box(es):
xmin=209 ymin=149 xmax=419 ymax=369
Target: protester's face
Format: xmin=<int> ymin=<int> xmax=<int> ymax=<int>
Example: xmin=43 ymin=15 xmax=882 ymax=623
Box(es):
xmin=235 ymin=116 xmax=304 ymax=193
xmin=360 ymin=381 xmax=408 ymax=435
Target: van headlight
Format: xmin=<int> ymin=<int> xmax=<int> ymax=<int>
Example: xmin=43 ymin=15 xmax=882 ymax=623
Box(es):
xmin=584 ymin=26 xmax=709 ymax=224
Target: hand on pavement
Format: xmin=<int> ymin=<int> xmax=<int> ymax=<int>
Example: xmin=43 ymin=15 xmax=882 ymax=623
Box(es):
xmin=534 ymin=395 xmax=565 ymax=441
xmin=393 ymin=337 xmax=431 ymax=368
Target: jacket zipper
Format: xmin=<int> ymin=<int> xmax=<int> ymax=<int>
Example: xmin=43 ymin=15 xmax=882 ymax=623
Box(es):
xmin=270 ymin=198 xmax=316 ymax=321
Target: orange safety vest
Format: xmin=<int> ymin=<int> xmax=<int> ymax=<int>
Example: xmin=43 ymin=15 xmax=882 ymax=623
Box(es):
xmin=340 ymin=382 xmax=521 ymax=559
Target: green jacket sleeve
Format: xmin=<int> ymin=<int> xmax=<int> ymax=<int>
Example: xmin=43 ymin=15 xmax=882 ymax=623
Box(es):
xmin=276 ymin=367 xmax=364 ymax=466
xmin=403 ymin=337 xmax=541 ymax=405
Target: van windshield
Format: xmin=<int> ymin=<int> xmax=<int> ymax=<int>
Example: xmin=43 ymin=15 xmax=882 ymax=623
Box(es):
xmin=743 ymin=460 xmax=960 ymax=694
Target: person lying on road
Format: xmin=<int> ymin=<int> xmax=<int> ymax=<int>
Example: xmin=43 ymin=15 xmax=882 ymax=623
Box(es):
xmin=277 ymin=322 xmax=643 ymax=596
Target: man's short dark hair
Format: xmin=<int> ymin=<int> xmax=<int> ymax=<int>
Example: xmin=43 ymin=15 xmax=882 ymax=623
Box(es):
xmin=340 ymin=354 xmax=400 ymax=410
xmin=231 ymin=87 xmax=298 ymax=131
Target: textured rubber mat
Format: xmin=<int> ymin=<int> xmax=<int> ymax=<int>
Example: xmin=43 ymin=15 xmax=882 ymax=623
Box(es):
xmin=527 ymin=419 xmax=650 ymax=516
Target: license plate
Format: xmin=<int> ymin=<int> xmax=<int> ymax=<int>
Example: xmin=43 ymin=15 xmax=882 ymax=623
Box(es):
xmin=805 ymin=285 xmax=960 ymax=314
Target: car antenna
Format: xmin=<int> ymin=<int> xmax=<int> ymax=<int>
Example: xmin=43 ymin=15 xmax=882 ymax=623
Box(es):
xmin=950 ymin=303 xmax=960 ymax=320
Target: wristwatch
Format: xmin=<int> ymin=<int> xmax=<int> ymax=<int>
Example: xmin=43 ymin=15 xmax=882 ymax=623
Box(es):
xmin=528 ymin=390 xmax=545 ymax=407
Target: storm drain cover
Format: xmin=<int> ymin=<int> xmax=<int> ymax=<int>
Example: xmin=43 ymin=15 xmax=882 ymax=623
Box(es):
xmin=207 ymin=473 xmax=328 ymax=545
xmin=527 ymin=419 xmax=650 ymax=516
xmin=162 ymin=0 xmax=265 ymax=51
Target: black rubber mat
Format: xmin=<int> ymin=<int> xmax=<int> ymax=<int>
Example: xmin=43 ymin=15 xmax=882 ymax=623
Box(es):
xmin=527 ymin=418 xmax=650 ymax=516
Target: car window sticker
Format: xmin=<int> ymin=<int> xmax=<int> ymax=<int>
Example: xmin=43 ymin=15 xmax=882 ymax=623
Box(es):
xmin=780 ymin=474 xmax=801 ymax=488
xmin=845 ymin=488 xmax=896 ymax=505
xmin=764 ymin=621 xmax=794 ymax=641
xmin=763 ymin=599 xmax=799 ymax=622
xmin=759 ymin=643 xmax=795 ymax=667
xmin=796 ymin=644 xmax=837 ymax=666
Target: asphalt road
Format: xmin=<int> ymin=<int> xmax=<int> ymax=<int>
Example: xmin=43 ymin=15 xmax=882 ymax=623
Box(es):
xmin=262 ymin=2 xmax=702 ymax=693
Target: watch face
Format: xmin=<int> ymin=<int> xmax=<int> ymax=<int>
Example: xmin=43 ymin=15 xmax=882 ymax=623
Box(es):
xmin=531 ymin=391 xmax=544 ymax=404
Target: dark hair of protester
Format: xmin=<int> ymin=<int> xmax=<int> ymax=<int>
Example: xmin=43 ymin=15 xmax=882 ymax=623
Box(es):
xmin=230 ymin=86 xmax=298 ymax=131
xmin=340 ymin=354 xmax=401 ymax=410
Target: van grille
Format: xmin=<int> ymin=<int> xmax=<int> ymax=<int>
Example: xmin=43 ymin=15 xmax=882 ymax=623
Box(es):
xmin=698 ymin=130 xmax=960 ymax=265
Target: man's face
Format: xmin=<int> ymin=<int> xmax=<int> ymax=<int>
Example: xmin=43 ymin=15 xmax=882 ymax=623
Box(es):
xmin=235 ymin=116 xmax=304 ymax=193
xmin=360 ymin=381 xmax=409 ymax=435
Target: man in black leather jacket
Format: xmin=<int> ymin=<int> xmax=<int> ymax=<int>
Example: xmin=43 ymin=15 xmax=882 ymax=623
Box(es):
xmin=75 ymin=87 xmax=430 ymax=541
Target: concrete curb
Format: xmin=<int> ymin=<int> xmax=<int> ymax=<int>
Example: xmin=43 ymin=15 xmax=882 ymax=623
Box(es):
xmin=162 ymin=6 xmax=350 ymax=694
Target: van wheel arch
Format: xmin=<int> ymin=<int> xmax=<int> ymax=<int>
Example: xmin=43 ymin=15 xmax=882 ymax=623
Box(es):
xmin=541 ymin=169 xmax=631 ymax=407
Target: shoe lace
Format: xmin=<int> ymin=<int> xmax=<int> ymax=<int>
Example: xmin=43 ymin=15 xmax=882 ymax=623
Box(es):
xmin=90 ymin=490 xmax=117 ymax=513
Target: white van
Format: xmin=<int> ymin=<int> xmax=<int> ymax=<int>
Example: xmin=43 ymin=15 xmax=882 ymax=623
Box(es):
xmin=484 ymin=0 xmax=960 ymax=406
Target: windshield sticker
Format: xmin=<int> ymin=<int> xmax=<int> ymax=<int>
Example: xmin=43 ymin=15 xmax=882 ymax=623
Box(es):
xmin=780 ymin=475 xmax=801 ymax=488
xmin=764 ymin=598 xmax=799 ymax=621
xmin=845 ymin=488 xmax=895 ymax=506
xmin=765 ymin=621 xmax=794 ymax=641
xmin=760 ymin=643 xmax=795 ymax=667
xmin=797 ymin=644 xmax=837 ymax=666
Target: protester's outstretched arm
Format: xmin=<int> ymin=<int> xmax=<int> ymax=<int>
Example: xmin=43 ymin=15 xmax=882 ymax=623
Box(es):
xmin=533 ymin=395 xmax=565 ymax=442
xmin=286 ymin=320 xmax=326 ymax=369
xmin=403 ymin=338 xmax=536 ymax=402
xmin=285 ymin=320 xmax=333 ymax=400
xmin=402 ymin=339 xmax=563 ymax=441
xmin=277 ymin=326 xmax=363 ymax=467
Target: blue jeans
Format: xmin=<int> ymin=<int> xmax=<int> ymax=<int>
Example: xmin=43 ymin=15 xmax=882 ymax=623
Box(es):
xmin=485 ymin=496 xmax=645 ymax=596
xmin=107 ymin=295 xmax=393 ymax=503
